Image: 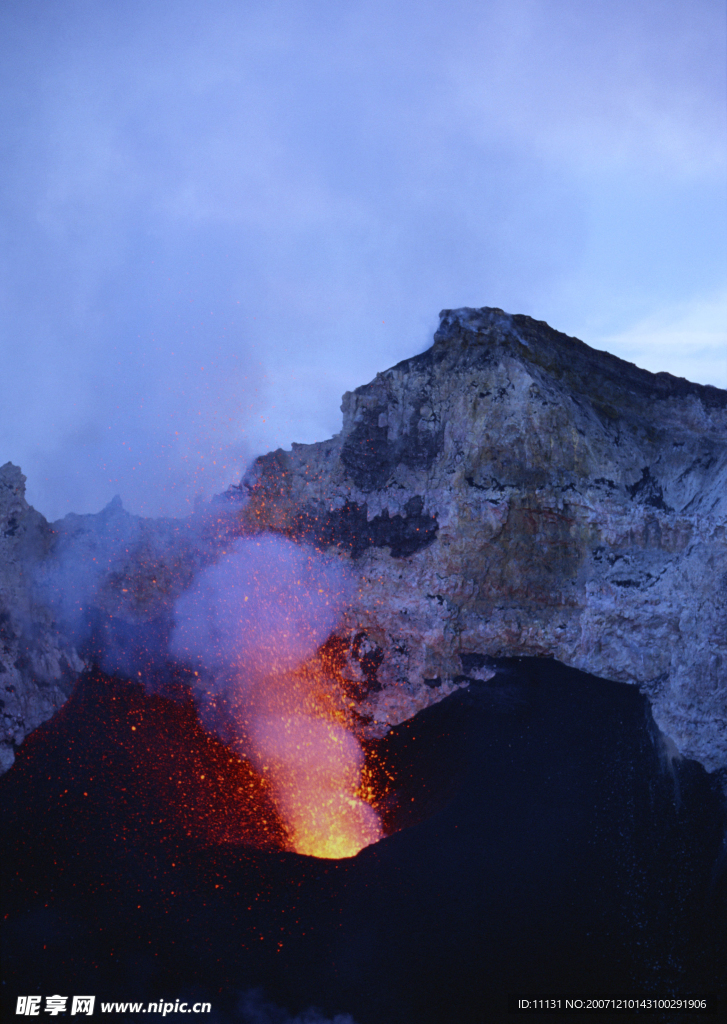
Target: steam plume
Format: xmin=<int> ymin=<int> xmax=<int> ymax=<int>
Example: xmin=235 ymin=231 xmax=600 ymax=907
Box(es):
xmin=170 ymin=534 xmax=383 ymax=858
xmin=35 ymin=499 xmax=383 ymax=858
xmin=169 ymin=534 xmax=346 ymax=679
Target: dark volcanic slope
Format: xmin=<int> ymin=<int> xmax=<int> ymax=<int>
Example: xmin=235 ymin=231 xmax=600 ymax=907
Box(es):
xmin=2 ymin=661 xmax=725 ymax=1024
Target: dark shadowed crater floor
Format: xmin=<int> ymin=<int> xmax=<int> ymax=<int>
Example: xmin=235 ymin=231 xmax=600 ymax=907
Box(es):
xmin=2 ymin=660 xmax=726 ymax=1023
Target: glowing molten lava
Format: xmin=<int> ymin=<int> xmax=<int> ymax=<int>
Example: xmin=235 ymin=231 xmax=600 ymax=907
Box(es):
xmin=251 ymin=713 xmax=383 ymax=859
xmin=170 ymin=534 xmax=384 ymax=859
xmin=241 ymin=652 xmax=384 ymax=859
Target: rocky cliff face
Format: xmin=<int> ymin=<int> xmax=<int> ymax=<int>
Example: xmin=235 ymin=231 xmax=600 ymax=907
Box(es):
xmin=2 ymin=307 xmax=726 ymax=776
xmin=0 ymin=464 xmax=84 ymax=772
xmin=237 ymin=307 xmax=727 ymax=773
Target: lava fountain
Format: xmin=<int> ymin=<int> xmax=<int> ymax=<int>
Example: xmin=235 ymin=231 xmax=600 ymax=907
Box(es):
xmin=169 ymin=533 xmax=384 ymax=859
xmin=242 ymin=646 xmax=384 ymax=858
xmin=250 ymin=711 xmax=382 ymax=858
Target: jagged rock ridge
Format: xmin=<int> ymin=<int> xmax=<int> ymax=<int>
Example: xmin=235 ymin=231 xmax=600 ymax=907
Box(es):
xmin=2 ymin=307 xmax=726 ymax=776
xmin=0 ymin=464 xmax=84 ymax=771
xmin=238 ymin=307 xmax=727 ymax=772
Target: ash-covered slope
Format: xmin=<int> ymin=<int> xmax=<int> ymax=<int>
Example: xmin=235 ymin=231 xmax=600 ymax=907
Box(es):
xmin=2 ymin=307 xmax=726 ymax=776
xmin=237 ymin=307 xmax=727 ymax=772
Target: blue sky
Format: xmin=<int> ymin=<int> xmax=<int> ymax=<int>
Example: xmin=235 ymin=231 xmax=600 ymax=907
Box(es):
xmin=1 ymin=0 xmax=725 ymax=519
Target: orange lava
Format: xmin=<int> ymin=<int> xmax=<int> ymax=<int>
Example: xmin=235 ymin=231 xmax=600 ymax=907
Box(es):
xmin=10 ymin=663 xmax=386 ymax=864
xmin=238 ymin=648 xmax=385 ymax=859
xmin=252 ymin=713 xmax=382 ymax=858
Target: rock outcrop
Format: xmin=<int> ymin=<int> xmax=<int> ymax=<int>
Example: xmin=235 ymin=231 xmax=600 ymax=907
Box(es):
xmin=2 ymin=307 xmax=726 ymax=776
xmin=0 ymin=464 xmax=84 ymax=771
xmin=237 ymin=307 xmax=727 ymax=773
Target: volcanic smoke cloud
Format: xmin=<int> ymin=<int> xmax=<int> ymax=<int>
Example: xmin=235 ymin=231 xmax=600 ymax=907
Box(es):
xmin=169 ymin=535 xmax=383 ymax=858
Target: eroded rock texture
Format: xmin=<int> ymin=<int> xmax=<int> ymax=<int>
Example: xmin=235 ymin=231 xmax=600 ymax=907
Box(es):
xmin=0 ymin=464 xmax=84 ymax=771
xmin=2 ymin=307 xmax=726 ymax=776
xmin=236 ymin=307 xmax=727 ymax=772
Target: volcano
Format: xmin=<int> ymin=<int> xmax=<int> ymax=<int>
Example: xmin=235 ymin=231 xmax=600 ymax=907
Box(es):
xmin=2 ymin=660 xmax=725 ymax=1022
xmin=2 ymin=307 xmax=727 ymax=1021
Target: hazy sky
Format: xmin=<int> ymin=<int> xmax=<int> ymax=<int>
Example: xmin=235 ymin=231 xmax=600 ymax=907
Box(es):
xmin=2 ymin=0 xmax=726 ymax=520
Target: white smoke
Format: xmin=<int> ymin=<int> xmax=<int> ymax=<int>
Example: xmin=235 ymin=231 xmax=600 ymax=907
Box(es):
xmin=36 ymin=504 xmax=383 ymax=857
xmin=169 ymin=534 xmax=382 ymax=857
xmin=169 ymin=534 xmax=348 ymax=680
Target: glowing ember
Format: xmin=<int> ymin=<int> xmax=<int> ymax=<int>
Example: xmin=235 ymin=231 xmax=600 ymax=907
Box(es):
xmin=250 ymin=713 xmax=383 ymax=859
xmin=169 ymin=534 xmax=384 ymax=859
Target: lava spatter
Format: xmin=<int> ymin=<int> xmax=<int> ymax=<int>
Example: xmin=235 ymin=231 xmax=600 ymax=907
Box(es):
xmin=169 ymin=533 xmax=385 ymax=859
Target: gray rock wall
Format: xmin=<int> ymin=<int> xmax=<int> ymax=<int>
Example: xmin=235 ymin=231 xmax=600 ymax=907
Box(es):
xmin=0 ymin=464 xmax=84 ymax=771
xmin=2 ymin=307 xmax=725 ymax=776
xmin=239 ymin=308 xmax=727 ymax=772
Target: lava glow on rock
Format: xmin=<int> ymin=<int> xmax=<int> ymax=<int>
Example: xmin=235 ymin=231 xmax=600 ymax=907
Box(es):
xmin=10 ymin=661 xmax=387 ymax=862
xmin=4 ymin=657 xmax=727 ymax=1023
xmin=251 ymin=712 xmax=383 ymax=858
xmin=168 ymin=533 xmax=385 ymax=860
xmin=224 ymin=650 xmax=386 ymax=859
